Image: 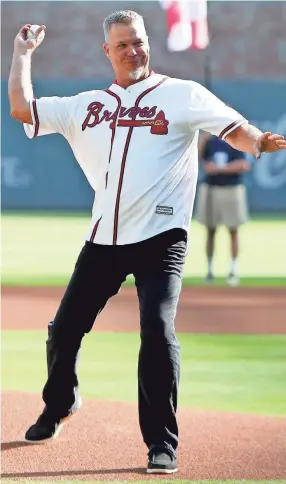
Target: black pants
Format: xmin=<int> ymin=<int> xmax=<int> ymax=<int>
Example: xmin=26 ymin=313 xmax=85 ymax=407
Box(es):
xmin=43 ymin=228 xmax=187 ymax=455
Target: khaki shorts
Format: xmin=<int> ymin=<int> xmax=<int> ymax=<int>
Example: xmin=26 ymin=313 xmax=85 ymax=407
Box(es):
xmin=195 ymin=183 xmax=249 ymax=229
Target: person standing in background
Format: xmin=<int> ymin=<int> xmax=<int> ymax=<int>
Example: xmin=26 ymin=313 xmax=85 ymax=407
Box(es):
xmin=196 ymin=133 xmax=251 ymax=286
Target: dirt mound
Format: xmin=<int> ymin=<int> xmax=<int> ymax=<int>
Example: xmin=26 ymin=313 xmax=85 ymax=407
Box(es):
xmin=2 ymin=391 xmax=286 ymax=481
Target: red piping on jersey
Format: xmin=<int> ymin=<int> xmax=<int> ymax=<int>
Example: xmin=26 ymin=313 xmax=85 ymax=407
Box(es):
xmin=219 ymin=120 xmax=242 ymax=139
xmin=104 ymin=89 xmax=122 ymax=187
xmin=90 ymin=216 xmax=102 ymax=242
xmin=32 ymin=99 xmax=39 ymax=138
xmin=112 ymin=76 xmax=168 ymax=245
xmin=89 ymin=90 xmax=121 ymax=242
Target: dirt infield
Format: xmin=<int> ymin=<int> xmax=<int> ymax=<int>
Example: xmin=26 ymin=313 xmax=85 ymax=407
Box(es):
xmin=2 ymin=285 xmax=286 ymax=481
xmin=2 ymin=392 xmax=286 ymax=481
xmin=2 ymin=285 xmax=286 ymax=333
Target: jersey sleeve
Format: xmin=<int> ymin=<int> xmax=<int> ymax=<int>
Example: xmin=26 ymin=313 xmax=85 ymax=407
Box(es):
xmin=188 ymin=82 xmax=248 ymax=139
xmin=23 ymin=96 xmax=75 ymax=139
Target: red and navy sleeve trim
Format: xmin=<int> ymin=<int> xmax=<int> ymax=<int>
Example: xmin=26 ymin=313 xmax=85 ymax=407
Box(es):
xmin=32 ymin=99 xmax=40 ymax=138
xmin=219 ymin=120 xmax=245 ymax=140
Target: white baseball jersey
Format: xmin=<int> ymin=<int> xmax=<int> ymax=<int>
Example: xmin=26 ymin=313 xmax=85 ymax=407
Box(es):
xmin=24 ymin=72 xmax=247 ymax=245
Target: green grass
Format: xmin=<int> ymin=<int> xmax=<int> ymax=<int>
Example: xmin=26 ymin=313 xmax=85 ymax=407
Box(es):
xmin=1 ymin=213 xmax=286 ymax=287
xmin=1 ymin=275 xmax=285 ymax=287
xmin=2 ymin=331 xmax=286 ymax=416
xmin=2 ymin=481 xmax=285 ymax=484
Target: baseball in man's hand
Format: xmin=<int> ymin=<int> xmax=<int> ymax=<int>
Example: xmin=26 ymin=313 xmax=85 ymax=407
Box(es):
xmin=27 ymin=25 xmax=45 ymax=43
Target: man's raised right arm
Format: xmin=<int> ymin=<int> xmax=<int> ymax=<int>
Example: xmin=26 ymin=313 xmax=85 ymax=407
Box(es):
xmin=8 ymin=24 xmax=46 ymax=124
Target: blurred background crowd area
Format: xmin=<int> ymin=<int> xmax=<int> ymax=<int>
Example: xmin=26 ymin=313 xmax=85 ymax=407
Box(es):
xmin=2 ymin=1 xmax=285 ymax=284
xmin=2 ymin=1 xmax=286 ymax=80
xmin=2 ymin=1 xmax=286 ymax=214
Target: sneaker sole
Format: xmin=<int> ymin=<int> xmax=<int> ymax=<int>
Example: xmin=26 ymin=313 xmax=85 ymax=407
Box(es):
xmin=147 ymin=467 xmax=178 ymax=474
xmin=24 ymin=397 xmax=82 ymax=444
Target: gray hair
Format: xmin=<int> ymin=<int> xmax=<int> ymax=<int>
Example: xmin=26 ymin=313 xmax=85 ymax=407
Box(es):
xmin=103 ymin=10 xmax=146 ymax=42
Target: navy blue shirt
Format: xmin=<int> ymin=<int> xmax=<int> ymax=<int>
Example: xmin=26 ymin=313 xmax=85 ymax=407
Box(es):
xmin=202 ymin=136 xmax=246 ymax=186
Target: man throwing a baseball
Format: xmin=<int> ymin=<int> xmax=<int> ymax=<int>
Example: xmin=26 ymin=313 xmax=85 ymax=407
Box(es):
xmin=8 ymin=11 xmax=286 ymax=474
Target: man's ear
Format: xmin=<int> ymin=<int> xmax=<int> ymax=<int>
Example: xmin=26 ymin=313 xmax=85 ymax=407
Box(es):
xmin=103 ymin=43 xmax=110 ymax=60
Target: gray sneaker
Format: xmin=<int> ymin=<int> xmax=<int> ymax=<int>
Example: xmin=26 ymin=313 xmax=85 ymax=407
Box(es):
xmin=147 ymin=446 xmax=178 ymax=474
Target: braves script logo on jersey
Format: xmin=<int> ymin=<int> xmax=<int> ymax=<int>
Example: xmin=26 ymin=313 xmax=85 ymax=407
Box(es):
xmin=82 ymin=102 xmax=169 ymax=135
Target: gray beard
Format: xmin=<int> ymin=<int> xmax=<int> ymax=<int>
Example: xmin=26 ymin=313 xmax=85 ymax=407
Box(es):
xmin=128 ymin=67 xmax=145 ymax=81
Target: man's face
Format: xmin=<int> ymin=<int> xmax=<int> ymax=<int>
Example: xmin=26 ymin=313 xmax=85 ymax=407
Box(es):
xmin=104 ymin=21 xmax=150 ymax=81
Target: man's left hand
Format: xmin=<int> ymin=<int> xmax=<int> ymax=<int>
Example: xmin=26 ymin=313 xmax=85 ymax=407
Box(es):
xmin=254 ymin=132 xmax=286 ymax=160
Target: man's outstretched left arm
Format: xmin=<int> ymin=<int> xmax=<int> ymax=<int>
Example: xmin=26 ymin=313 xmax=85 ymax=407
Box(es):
xmin=225 ymin=123 xmax=286 ymax=160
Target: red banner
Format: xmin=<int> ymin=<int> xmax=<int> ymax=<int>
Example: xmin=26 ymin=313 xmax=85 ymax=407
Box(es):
xmin=160 ymin=0 xmax=209 ymax=51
